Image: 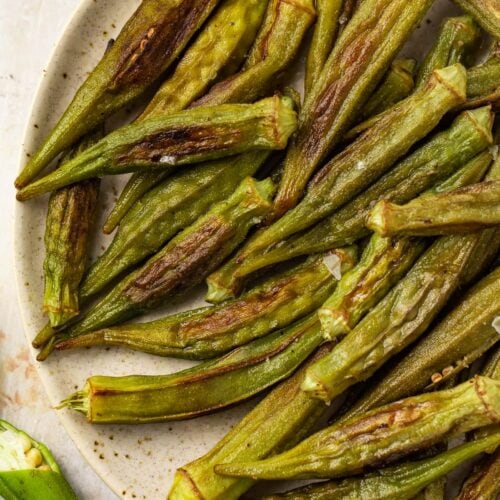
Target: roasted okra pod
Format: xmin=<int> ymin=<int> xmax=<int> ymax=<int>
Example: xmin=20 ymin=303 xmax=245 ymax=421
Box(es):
xmin=15 ymin=0 xmax=221 ymax=188
xmin=17 ymin=96 xmax=297 ymax=201
xmin=216 ymin=377 xmax=500 ymax=480
xmin=0 ymin=420 xmax=77 ymax=500
xmin=207 ymin=65 xmax=467 ymax=303
xmin=57 ymin=248 xmax=357 ymax=359
xmin=452 ymin=0 xmax=500 ymax=39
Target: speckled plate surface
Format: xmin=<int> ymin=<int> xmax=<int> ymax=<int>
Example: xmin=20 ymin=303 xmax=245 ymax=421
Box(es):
xmin=14 ymin=0 xmax=467 ymax=498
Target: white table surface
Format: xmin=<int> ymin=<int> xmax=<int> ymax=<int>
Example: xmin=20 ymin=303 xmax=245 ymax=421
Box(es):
xmin=0 ymin=1 xmax=115 ymax=498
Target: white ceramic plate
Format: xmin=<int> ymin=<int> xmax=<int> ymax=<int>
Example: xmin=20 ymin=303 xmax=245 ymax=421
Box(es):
xmin=15 ymin=0 xmax=467 ymax=498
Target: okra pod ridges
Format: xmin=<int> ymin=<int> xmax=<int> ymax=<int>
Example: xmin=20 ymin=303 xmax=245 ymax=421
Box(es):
xmin=17 ymin=96 xmax=297 ymax=201
xmin=215 ymin=377 xmax=500 ymax=481
xmin=15 ymin=0 xmax=221 ymax=188
xmin=206 ymin=64 xmax=468 ymax=303
xmin=58 ymin=314 xmax=325 ymax=423
xmin=319 ymin=235 xmax=426 ymax=340
xmin=452 ymin=0 xmax=500 ymax=39
xmin=264 ymin=432 xmax=500 ymax=500
xmin=56 ymin=247 xmax=357 ymax=359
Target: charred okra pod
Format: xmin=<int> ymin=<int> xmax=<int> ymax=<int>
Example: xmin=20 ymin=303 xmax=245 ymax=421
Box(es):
xmin=17 ymin=96 xmax=297 ymax=201
xmin=57 ymin=249 xmax=357 ymax=359
xmin=192 ymin=0 xmax=315 ymax=107
xmin=59 ymin=314 xmax=325 ymax=424
xmin=319 ymin=235 xmax=426 ymax=340
xmin=368 ymin=180 xmax=500 ymax=237
xmin=416 ymin=15 xmax=480 ymax=88
xmin=342 ymin=265 xmax=500 ymax=419
xmin=45 ymin=178 xmax=274 ymax=356
xmin=207 ymin=65 xmax=468 ymax=302
xmin=168 ymin=345 xmax=333 ymax=500
xmin=216 ymin=377 xmax=500 ymax=481
xmin=15 ymin=0 xmax=221 ymax=188
xmin=452 ymin=0 xmax=500 ymax=39
xmin=0 ymin=420 xmax=77 ymax=500
xmin=272 ymin=0 xmax=434 ymax=217
xmin=302 ymin=231 xmax=483 ymax=403
xmin=265 ymin=433 xmax=500 ymax=499
xmin=43 ymin=133 xmax=101 ymax=327
xmin=358 ymin=58 xmax=417 ymax=120
xmin=104 ymin=0 xmax=269 ymax=233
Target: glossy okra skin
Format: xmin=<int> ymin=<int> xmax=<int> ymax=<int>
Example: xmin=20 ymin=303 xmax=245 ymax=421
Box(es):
xmin=272 ymin=0 xmax=435 ymax=217
xmin=264 ymin=432 xmax=500 ymax=500
xmin=358 ymin=58 xmax=417 ymax=120
xmin=57 ymin=248 xmax=357 ymax=359
xmin=206 ymin=66 xmax=469 ymax=303
xmin=217 ymin=377 xmax=500 ymax=481
xmin=17 ymin=96 xmax=297 ymax=201
xmin=342 ymin=265 xmax=500 ymax=419
xmin=43 ymin=133 xmax=102 ymax=328
xmin=59 ymin=314 xmax=325 ymax=424
xmin=104 ymin=0 xmax=269 ymax=233
xmin=48 ymin=178 xmax=275 ymax=355
xmin=192 ymin=0 xmax=315 ymax=107
xmin=302 ymin=232 xmax=482 ymax=402
xmin=416 ymin=15 xmax=480 ymax=88
xmin=319 ymin=235 xmax=426 ymax=340
xmin=15 ymin=0 xmax=221 ymax=188
xmin=368 ymin=180 xmax=500 ymax=237
xmin=452 ymin=0 xmax=500 ymax=38
xmin=168 ymin=345 xmax=333 ymax=500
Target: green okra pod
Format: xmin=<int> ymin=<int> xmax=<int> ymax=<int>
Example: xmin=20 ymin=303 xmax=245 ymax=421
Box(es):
xmin=192 ymin=0 xmax=316 ymax=107
xmin=206 ymin=65 xmax=468 ymax=303
xmin=368 ymin=180 xmax=500 ymax=237
xmin=411 ymin=478 xmax=446 ymax=500
xmin=319 ymin=235 xmax=426 ymax=340
xmin=104 ymin=0 xmax=269 ymax=233
xmin=45 ymin=178 xmax=274 ymax=356
xmin=272 ymin=0 xmax=435 ymax=217
xmin=0 ymin=420 xmax=77 ymax=500
xmin=416 ymin=15 xmax=480 ymax=89
xmin=467 ymin=55 xmax=500 ymax=105
xmin=358 ymin=58 xmax=417 ymax=121
xmin=216 ymin=376 xmax=500 ymax=481
xmin=17 ymin=96 xmax=297 ymax=201
xmin=56 ymin=248 xmax=357 ymax=359
xmin=264 ymin=434 xmax=500 ymax=500
xmin=342 ymin=265 xmax=500 ymax=419
xmin=302 ymin=231 xmax=483 ymax=403
xmin=43 ymin=133 xmax=102 ymax=328
xmin=59 ymin=314 xmax=325 ymax=424
xmin=15 ymin=0 xmax=221 ymax=188
xmin=452 ymin=0 xmax=500 ymax=39
xmin=168 ymin=345 xmax=333 ymax=500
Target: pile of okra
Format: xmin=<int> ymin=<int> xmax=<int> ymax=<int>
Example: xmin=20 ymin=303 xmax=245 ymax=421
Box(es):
xmin=16 ymin=0 xmax=500 ymax=498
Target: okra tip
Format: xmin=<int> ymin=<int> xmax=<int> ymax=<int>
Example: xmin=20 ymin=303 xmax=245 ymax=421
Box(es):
xmin=433 ymin=63 xmax=467 ymax=101
xmin=365 ymin=200 xmax=391 ymax=236
xmin=57 ymin=385 xmax=89 ymax=417
xmin=299 ymin=370 xmax=331 ymax=402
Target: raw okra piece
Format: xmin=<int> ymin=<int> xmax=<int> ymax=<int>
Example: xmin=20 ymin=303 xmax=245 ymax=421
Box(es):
xmin=416 ymin=15 xmax=480 ymax=88
xmin=452 ymin=0 xmax=500 ymax=39
xmin=216 ymin=109 xmax=494 ymax=292
xmin=302 ymin=232 xmax=482 ymax=402
xmin=272 ymin=0 xmax=435 ymax=217
xmin=168 ymin=345 xmax=333 ymax=500
xmin=15 ymin=0 xmax=221 ymax=188
xmin=264 ymin=433 xmax=500 ymax=500
xmin=45 ymin=178 xmax=275 ymax=357
xmin=192 ymin=0 xmax=316 ymax=107
xmin=319 ymin=235 xmax=426 ymax=340
xmin=216 ymin=376 xmax=500 ymax=480
xmin=207 ymin=65 xmax=468 ymax=302
xmin=17 ymin=96 xmax=297 ymax=200
xmin=57 ymin=248 xmax=357 ymax=359
xmin=342 ymin=265 xmax=500 ymax=419
xmin=60 ymin=314 xmax=326 ymax=424
xmin=0 ymin=420 xmax=77 ymax=500
xmin=105 ymin=0 xmax=269 ymax=232
xmin=43 ymin=132 xmax=102 ymax=327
